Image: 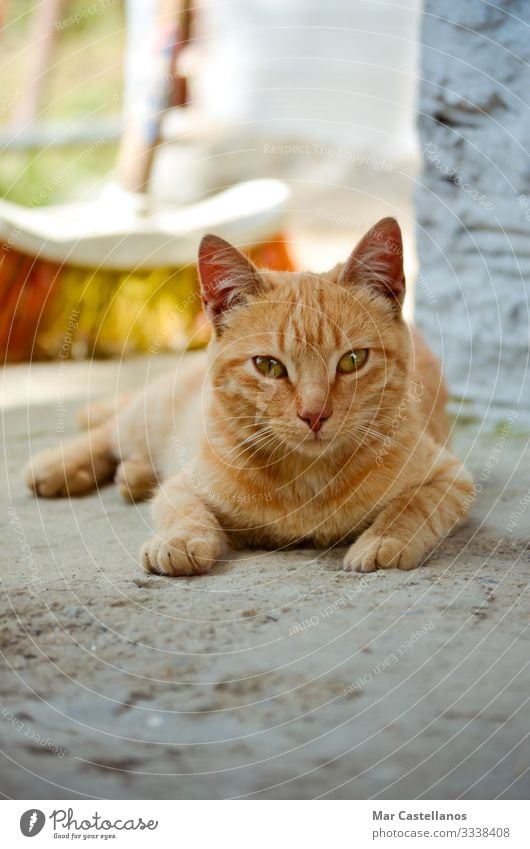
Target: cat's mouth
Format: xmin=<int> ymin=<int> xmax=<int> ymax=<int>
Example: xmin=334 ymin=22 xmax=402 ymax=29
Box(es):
xmin=259 ymin=420 xmax=341 ymax=455
xmin=295 ymin=422 xmax=359 ymax=454
xmin=296 ymin=427 xmax=336 ymax=450
xmin=307 ymin=429 xmax=328 ymax=441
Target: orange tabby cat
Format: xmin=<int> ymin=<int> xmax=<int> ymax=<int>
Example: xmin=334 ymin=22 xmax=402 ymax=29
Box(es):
xmin=25 ymin=218 xmax=474 ymax=575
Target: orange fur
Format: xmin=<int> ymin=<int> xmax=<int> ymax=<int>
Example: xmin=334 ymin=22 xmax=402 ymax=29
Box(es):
xmin=25 ymin=219 xmax=474 ymax=575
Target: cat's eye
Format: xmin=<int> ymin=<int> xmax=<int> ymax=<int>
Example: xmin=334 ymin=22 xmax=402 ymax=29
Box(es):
xmin=253 ymin=356 xmax=287 ymax=379
xmin=337 ymin=349 xmax=369 ymax=374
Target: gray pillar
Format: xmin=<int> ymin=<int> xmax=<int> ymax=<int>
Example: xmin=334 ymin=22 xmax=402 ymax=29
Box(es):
xmin=415 ymin=0 xmax=530 ymax=428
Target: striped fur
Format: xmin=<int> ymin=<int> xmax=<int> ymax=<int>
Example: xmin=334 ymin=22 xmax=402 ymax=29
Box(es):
xmin=25 ymin=220 xmax=474 ymax=576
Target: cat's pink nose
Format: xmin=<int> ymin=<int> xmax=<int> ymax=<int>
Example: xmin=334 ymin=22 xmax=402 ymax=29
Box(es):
xmin=298 ymin=408 xmax=331 ymax=433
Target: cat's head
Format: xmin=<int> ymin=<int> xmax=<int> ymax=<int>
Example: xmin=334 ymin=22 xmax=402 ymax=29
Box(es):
xmin=198 ymin=218 xmax=411 ymax=459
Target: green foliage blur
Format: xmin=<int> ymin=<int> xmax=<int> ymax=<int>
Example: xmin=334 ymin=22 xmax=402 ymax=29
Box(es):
xmin=0 ymin=0 xmax=125 ymax=205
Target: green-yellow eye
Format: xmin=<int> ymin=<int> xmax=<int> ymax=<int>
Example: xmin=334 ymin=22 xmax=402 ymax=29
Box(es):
xmin=254 ymin=356 xmax=287 ymax=379
xmin=337 ymin=349 xmax=369 ymax=373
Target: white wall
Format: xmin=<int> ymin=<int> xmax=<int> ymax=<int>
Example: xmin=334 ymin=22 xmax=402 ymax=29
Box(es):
xmin=194 ymin=0 xmax=422 ymax=157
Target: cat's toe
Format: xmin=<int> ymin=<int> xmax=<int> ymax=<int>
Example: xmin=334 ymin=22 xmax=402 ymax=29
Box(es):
xmin=343 ymin=536 xmax=381 ymax=572
xmin=140 ymin=533 xmax=219 ymax=577
xmin=372 ymin=536 xmax=406 ymax=569
xmin=373 ymin=536 xmax=423 ymax=570
xmin=343 ymin=534 xmax=418 ymax=572
xmin=185 ymin=538 xmax=218 ymax=572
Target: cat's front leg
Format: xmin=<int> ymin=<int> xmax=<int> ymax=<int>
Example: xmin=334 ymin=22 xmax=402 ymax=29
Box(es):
xmin=343 ymin=449 xmax=474 ymax=573
xmin=141 ymin=473 xmax=228 ymax=577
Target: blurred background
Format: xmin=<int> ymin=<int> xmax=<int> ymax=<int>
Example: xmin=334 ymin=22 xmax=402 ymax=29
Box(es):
xmin=0 ymin=0 xmax=420 ymax=207
xmin=0 ymin=0 xmax=422 ymax=365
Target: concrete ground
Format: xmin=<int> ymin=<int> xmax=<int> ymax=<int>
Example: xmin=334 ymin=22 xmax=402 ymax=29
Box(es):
xmin=1 ymin=355 xmax=529 ymax=800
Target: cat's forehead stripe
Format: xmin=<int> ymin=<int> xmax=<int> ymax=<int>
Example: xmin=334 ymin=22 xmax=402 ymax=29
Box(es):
xmin=262 ymin=278 xmax=347 ymax=354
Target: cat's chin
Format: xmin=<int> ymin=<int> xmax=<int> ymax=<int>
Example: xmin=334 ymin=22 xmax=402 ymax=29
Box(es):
xmin=289 ymin=432 xmax=343 ymax=457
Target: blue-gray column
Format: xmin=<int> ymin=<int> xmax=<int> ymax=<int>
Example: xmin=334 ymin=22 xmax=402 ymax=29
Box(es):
xmin=415 ymin=0 xmax=530 ymax=428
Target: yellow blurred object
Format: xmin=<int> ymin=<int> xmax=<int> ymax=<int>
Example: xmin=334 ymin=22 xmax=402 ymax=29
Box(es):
xmin=0 ymin=181 xmax=293 ymax=361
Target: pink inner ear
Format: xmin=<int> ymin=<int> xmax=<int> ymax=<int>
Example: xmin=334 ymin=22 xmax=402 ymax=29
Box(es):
xmin=198 ymin=235 xmax=260 ymax=325
xmin=340 ymin=217 xmax=405 ymax=304
xmin=198 ymin=235 xmax=232 ymax=310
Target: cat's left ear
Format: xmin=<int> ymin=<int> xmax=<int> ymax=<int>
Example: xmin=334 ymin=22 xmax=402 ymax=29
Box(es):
xmin=338 ymin=217 xmax=405 ymax=307
xmin=198 ymin=234 xmax=263 ymax=330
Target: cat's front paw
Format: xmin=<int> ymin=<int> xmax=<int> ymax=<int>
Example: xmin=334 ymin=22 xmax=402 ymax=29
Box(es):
xmin=343 ymin=533 xmax=422 ymax=573
xmin=140 ymin=529 xmax=222 ymax=577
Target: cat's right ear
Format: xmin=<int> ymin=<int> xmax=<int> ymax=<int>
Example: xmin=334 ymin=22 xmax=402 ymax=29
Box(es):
xmin=198 ymin=234 xmax=263 ymax=331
